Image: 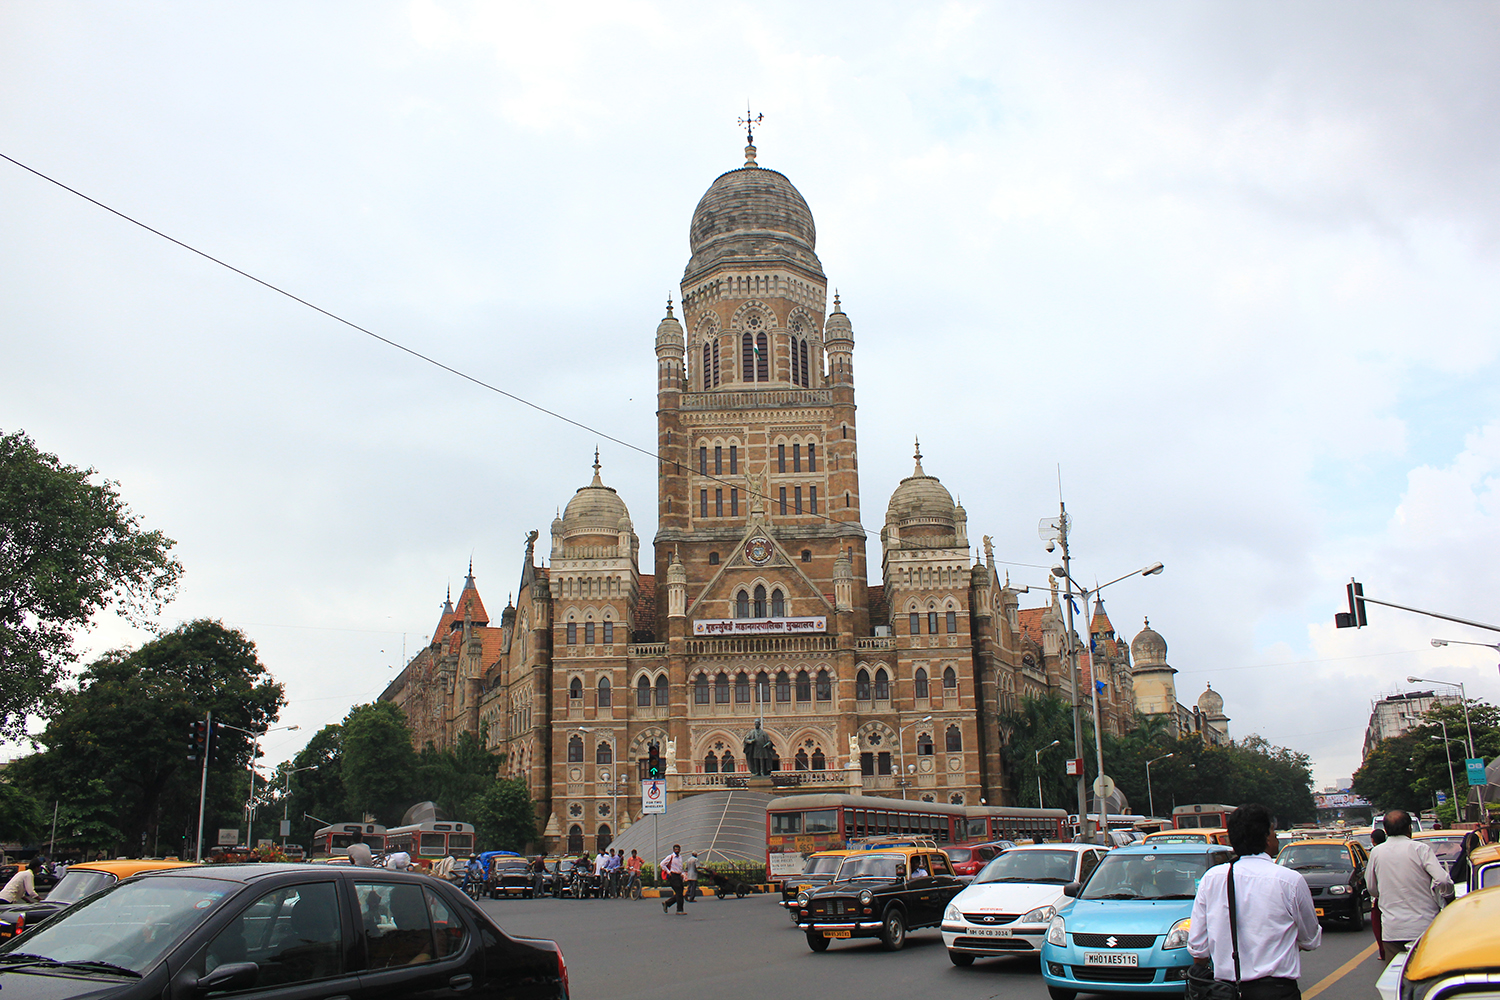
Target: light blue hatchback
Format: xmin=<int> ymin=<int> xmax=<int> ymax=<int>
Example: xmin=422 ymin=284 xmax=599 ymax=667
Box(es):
xmin=1041 ymin=841 xmax=1234 ymax=1000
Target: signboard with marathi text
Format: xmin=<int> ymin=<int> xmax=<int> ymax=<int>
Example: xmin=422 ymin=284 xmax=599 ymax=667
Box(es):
xmin=1468 ymin=759 xmax=1488 ymax=786
xmin=693 ymin=617 xmax=827 ymax=637
xmin=642 ymin=779 xmax=667 ymax=815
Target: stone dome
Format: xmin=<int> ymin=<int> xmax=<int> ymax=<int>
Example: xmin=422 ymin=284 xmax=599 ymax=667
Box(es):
xmin=1197 ymin=683 xmax=1224 ymax=715
xmin=684 ymin=145 xmax=823 ymax=281
xmin=561 ymin=455 xmax=630 ymax=542
xmin=885 ymin=441 xmax=957 ymax=541
xmin=1131 ymin=618 xmax=1168 ymax=665
xmin=655 ymin=300 xmax=684 ymax=354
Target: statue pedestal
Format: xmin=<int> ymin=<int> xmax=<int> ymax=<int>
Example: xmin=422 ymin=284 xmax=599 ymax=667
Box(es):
xmin=746 ymin=777 xmax=775 ymax=792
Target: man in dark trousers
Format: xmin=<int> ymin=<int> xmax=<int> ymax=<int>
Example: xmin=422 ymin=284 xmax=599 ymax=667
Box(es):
xmin=1188 ymin=804 xmax=1321 ymax=1000
xmin=660 ymin=844 xmax=685 ymax=914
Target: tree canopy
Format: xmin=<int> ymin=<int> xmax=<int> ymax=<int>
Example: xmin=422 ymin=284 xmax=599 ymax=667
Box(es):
xmin=1353 ymin=698 xmax=1498 ymax=815
xmin=0 ymin=430 xmax=183 ymax=738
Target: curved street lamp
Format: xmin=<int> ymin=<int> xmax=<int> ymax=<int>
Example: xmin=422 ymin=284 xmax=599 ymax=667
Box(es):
xmin=1036 ymin=740 xmax=1062 ymax=809
xmin=1146 ymin=753 xmax=1174 ymax=820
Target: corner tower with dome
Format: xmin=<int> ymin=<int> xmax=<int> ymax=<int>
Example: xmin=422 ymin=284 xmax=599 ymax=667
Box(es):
xmin=380 ymin=138 xmax=1227 ymax=854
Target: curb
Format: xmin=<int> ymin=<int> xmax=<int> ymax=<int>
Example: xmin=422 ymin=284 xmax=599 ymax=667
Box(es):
xmin=638 ymin=884 xmax=775 ymax=898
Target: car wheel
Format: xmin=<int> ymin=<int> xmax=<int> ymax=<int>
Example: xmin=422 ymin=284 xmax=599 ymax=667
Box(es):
xmin=1348 ymin=902 xmax=1364 ymax=931
xmin=879 ymin=908 xmax=907 ymax=951
xmin=806 ymin=931 xmax=830 ymax=952
xmin=949 ymin=950 xmax=975 ymax=967
xmin=1047 ymin=987 xmax=1077 ymax=1000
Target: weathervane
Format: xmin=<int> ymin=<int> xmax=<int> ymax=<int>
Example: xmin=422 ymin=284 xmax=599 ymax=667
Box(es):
xmin=738 ymin=104 xmax=763 ymax=145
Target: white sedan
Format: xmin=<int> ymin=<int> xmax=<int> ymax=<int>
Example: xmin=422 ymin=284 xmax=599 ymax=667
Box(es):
xmin=941 ymin=843 xmax=1109 ymax=966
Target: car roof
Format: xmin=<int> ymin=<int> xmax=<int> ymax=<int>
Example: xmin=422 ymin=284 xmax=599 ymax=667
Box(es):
xmin=1146 ymin=828 xmax=1227 ymax=838
xmin=71 ymin=859 xmax=200 ymax=877
xmin=1469 ymin=844 xmax=1500 ymax=866
xmin=809 ymin=849 xmax=856 ymax=858
xmin=1108 ymin=842 xmax=1232 ymax=856
xmin=1280 ymin=838 xmax=1359 ymax=847
xmin=1403 ymin=885 xmax=1500 ymax=981
xmin=133 ymin=863 xmax=441 ymax=886
xmin=1412 ymin=830 xmax=1467 ymax=840
xmin=999 ymin=843 xmax=1095 ymax=853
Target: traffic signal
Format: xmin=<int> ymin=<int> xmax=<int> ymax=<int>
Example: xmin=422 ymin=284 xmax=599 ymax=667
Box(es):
xmin=187 ymin=720 xmax=207 ymax=761
xmin=1336 ymin=579 xmax=1367 ymax=629
xmin=647 ymin=744 xmax=663 ymax=779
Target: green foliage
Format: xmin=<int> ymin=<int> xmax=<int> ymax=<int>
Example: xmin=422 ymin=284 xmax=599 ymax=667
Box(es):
xmin=267 ymin=724 xmax=348 ymax=835
xmin=417 ymin=731 xmax=505 ymax=820
xmin=1353 ymin=699 xmax=1499 ymax=814
xmin=0 ymin=780 xmax=44 ymax=845
xmin=1000 ymin=694 xmax=1092 ymax=810
xmin=340 ymin=702 xmax=417 ymax=826
xmin=10 ymin=620 xmax=284 ymax=858
xmin=465 ymin=778 xmax=537 ymax=853
xmin=0 ymin=430 xmax=183 ymax=738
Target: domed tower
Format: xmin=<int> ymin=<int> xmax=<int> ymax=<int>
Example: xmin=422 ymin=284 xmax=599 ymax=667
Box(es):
xmin=656 ymin=136 xmax=868 ymax=635
xmin=1197 ymin=683 xmax=1230 ymax=741
xmin=1130 ymin=618 xmax=1181 ymax=734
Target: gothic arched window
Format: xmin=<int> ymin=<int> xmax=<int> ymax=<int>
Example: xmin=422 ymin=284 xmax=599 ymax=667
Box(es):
xmin=703 ymin=341 xmax=713 ymax=390
xmin=715 ymin=672 xmax=730 ymax=704
xmin=917 ymin=731 xmax=934 ymax=755
xmin=721 ymin=751 xmax=737 ymax=773
xmin=874 ymin=668 xmax=890 ymax=701
xmin=775 ymin=670 xmax=790 ymax=702
xmin=655 ymin=674 xmax=669 ymax=706
xmin=694 ymin=673 xmax=710 ymax=704
xmin=753 ymin=585 xmax=767 ymax=618
xmin=945 ymin=724 xmax=962 ymax=752
xmin=568 ymin=825 xmax=583 ymax=853
xmin=735 ymin=672 xmax=750 ymax=703
xmin=736 ymin=590 xmax=750 ymax=619
xmin=756 ymin=671 xmax=770 ymax=703
xmin=756 ymin=331 xmax=769 ymax=381
xmin=637 ymin=675 xmax=651 ymax=707
xmin=704 ymin=752 xmax=719 ymax=773
xmin=596 ymin=741 xmax=612 ymax=765
xmin=795 ymin=670 xmax=811 ymax=702
xmin=569 ymin=677 xmax=582 ymax=700
xmin=567 ymin=735 xmax=583 ymax=762
xmin=811 ymin=747 xmax=826 ymax=770
xmin=597 ymin=676 xmax=611 ymax=707
xmin=771 ymin=588 xmax=785 ymax=617
xmin=855 ymin=669 xmax=871 ymax=701
xmin=597 ymin=824 xmax=612 ymax=852
xmin=815 ymin=669 xmax=831 ymax=701
xmin=794 ymin=749 xmax=809 ymax=771
xmin=799 ymin=339 xmax=810 ymax=387
xmin=914 ymin=667 xmax=929 ymax=699
xmin=943 ymin=666 xmax=958 ymax=690
xmin=742 ymin=332 xmax=755 ymax=381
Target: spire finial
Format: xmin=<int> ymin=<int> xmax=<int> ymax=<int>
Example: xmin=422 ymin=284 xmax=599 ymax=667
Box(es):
xmin=833 ymin=290 xmax=841 ymax=311
xmin=738 ymin=103 xmax=763 ymax=145
xmin=591 ymin=447 xmax=603 ymax=486
xmin=913 ymin=437 xmax=924 ymax=475
xmin=666 ymin=295 xmax=674 ymax=317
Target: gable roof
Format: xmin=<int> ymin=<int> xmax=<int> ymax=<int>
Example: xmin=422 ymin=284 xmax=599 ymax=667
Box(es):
xmin=867 ymin=584 xmax=888 ymax=627
xmin=636 ymin=574 xmax=656 ymax=637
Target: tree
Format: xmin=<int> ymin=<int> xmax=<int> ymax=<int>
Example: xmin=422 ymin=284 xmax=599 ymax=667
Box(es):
xmin=1356 ymin=698 xmax=1499 ymax=815
xmin=1000 ymin=694 xmax=1092 ymax=810
xmin=340 ymin=702 xmax=417 ymax=826
xmin=0 ymin=430 xmax=183 ymax=738
xmin=416 ymin=731 xmax=505 ymax=820
xmin=10 ymin=620 xmax=284 ymax=858
xmin=0 ymin=779 xmax=44 ymax=847
xmin=466 ymin=778 xmax=537 ymax=853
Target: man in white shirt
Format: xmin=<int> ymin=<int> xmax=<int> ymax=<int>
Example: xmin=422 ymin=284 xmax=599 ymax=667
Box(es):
xmin=1189 ymin=803 xmax=1321 ymax=1000
xmin=345 ymin=830 xmax=374 ymax=867
xmin=1366 ymin=809 xmax=1453 ymax=950
xmin=660 ymin=845 xmax=685 ymax=914
xmin=0 ymin=859 xmax=42 ymax=904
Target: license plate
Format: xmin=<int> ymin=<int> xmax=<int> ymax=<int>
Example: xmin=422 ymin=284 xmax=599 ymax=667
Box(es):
xmin=797 ymin=884 xmax=812 ymax=893
xmin=971 ymin=927 xmax=1014 ymax=937
xmin=1085 ymin=953 xmax=1139 ymax=967
xmin=824 ymin=930 xmax=851 ymax=939
xmin=1315 ymin=908 xmax=1325 ymax=917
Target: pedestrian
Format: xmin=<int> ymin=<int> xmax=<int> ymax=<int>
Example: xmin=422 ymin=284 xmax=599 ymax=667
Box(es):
xmin=660 ymin=844 xmax=685 ymax=914
xmin=684 ymin=851 xmax=700 ymax=902
xmin=1449 ymin=829 xmax=1483 ymax=884
xmin=1366 ymin=809 xmax=1454 ymax=952
xmin=1369 ymin=828 xmax=1389 ymax=959
xmin=345 ymin=829 xmax=374 ymax=867
xmin=1187 ymin=803 xmax=1321 ymax=1000
xmin=0 ymin=858 xmax=43 ymax=904
xmin=385 ymin=849 xmax=412 ymax=871
xmin=626 ymin=848 xmax=644 ymax=899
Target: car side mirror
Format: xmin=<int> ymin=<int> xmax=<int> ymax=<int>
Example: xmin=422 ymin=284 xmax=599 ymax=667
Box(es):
xmin=1062 ymin=882 xmax=1081 ymax=897
xmin=194 ymin=962 xmax=259 ymax=995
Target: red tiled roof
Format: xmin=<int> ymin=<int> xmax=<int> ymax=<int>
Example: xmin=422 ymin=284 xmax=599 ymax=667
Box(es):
xmin=635 ymin=575 xmax=656 ymax=638
xmin=454 ymin=584 xmax=489 ymax=626
xmin=1017 ymin=606 xmax=1049 ymax=642
xmin=431 ymin=608 xmax=458 ymax=644
xmin=867 ymin=584 xmax=888 ymax=627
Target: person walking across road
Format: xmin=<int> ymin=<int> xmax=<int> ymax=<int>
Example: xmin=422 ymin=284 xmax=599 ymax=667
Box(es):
xmin=1366 ymin=809 xmax=1453 ymax=952
xmin=345 ymin=829 xmax=374 ymax=867
xmin=660 ymin=844 xmax=685 ymax=913
xmin=1188 ymin=803 xmax=1321 ymax=1000
xmin=684 ymin=851 xmax=700 ymax=902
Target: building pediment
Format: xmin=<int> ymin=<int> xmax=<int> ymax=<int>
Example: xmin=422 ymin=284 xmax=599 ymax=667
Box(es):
xmin=685 ymin=515 xmax=834 ymax=622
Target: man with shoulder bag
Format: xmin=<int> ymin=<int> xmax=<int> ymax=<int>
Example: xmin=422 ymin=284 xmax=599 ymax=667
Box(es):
xmin=1187 ymin=804 xmax=1321 ymax=1000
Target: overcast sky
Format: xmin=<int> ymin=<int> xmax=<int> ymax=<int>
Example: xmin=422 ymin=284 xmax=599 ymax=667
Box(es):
xmin=4 ymin=2 xmax=1498 ymax=793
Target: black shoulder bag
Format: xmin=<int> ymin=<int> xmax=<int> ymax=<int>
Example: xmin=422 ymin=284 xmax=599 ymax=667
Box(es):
xmin=1186 ymin=859 xmax=1241 ymax=1000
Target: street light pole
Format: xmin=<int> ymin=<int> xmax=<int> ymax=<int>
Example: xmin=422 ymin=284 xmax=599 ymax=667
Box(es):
xmin=216 ymin=721 xmax=299 ymax=849
xmin=281 ymin=764 xmax=318 ymax=850
xmin=897 ymin=715 xmax=933 ymax=800
xmin=1043 ymin=503 xmax=1090 ymax=840
xmin=1408 ymin=672 xmax=1475 ymax=759
xmin=1432 ymin=730 xmax=1462 ymax=818
xmin=1146 ymin=753 xmax=1174 ymax=820
xmin=1036 ymin=740 xmax=1061 ymax=809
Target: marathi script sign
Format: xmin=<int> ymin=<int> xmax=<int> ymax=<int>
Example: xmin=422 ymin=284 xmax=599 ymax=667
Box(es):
xmin=693 ymin=617 xmax=827 ymax=636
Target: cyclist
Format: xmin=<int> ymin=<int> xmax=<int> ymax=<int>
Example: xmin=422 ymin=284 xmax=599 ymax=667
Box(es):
xmin=624 ymin=849 xmax=644 ymax=899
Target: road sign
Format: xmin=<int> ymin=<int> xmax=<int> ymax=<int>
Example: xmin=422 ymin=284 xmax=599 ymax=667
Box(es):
xmin=1436 ymin=791 xmax=1448 ymax=804
xmin=217 ymin=828 xmax=240 ymax=846
xmin=1066 ymin=758 xmax=1083 ymax=777
xmin=1093 ymin=775 xmax=1117 ymax=800
xmin=1467 ymin=758 xmax=1488 ymax=786
xmin=280 ymin=820 xmax=292 ymax=837
xmin=642 ymin=779 xmax=667 ymax=815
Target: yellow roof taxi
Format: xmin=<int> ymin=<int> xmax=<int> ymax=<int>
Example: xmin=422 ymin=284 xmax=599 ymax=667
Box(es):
xmin=1378 ymin=886 xmax=1500 ymax=1000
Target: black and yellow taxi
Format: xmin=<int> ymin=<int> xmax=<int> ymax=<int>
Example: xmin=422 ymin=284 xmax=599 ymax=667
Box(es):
xmin=1275 ymin=836 xmax=1370 ymax=928
xmin=779 ymin=850 xmax=854 ymax=921
xmin=1378 ymin=885 xmax=1500 ymax=1000
xmin=794 ymin=844 xmax=964 ymax=952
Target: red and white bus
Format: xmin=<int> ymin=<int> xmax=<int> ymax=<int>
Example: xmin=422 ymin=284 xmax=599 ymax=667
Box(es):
xmin=765 ymin=794 xmax=1066 ymax=881
xmin=384 ymin=820 xmax=476 ymax=860
xmin=310 ymin=822 xmax=386 ymax=859
xmin=1173 ymin=803 xmax=1235 ymax=830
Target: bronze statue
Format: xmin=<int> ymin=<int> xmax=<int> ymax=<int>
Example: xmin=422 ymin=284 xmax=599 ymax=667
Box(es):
xmin=743 ymin=719 xmax=775 ymax=776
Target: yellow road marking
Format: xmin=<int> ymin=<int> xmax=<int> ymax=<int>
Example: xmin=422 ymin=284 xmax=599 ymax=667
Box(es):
xmin=1304 ymin=941 xmax=1380 ymax=1000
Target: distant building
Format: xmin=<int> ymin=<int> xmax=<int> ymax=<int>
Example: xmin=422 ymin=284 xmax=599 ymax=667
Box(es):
xmin=1129 ymin=620 xmax=1230 ymax=746
xmin=1362 ymin=690 xmax=1458 ymax=760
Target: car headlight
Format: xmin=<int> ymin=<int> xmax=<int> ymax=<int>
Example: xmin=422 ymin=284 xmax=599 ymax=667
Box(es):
xmin=796 ymin=891 xmax=809 ymax=904
xmin=859 ymin=889 xmax=874 ymax=904
xmin=945 ymin=903 xmax=961 ymax=922
xmin=1326 ymin=885 xmax=1350 ymax=895
xmin=1021 ymin=904 xmax=1056 ymax=925
xmin=1163 ymin=917 xmax=1191 ymax=950
xmin=1046 ymin=914 xmax=1066 ymax=946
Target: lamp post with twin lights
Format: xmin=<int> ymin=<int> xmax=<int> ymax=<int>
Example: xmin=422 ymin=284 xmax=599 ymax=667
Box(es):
xmin=214 ymin=721 xmax=300 ymax=852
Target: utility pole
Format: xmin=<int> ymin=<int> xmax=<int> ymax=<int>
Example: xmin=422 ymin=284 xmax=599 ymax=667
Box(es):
xmin=1051 ymin=502 xmax=1090 ymax=841
xmin=194 ymin=710 xmax=212 ymax=862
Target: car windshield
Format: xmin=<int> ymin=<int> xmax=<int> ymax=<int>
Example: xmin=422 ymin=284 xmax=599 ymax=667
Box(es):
xmin=834 ymin=854 xmax=904 ymax=882
xmin=947 ymin=848 xmax=973 ymax=863
xmin=804 ymin=856 xmax=843 ymax=876
xmin=41 ymin=870 xmax=117 ymax=906
xmin=1419 ymin=837 xmax=1466 ymax=863
xmin=0 ymin=875 xmax=238 ymax=974
xmin=1278 ymin=845 xmax=1352 ymax=871
xmin=1082 ymin=852 xmax=1222 ymax=900
xmin=1149 ymin=834 xmax=1208 ymax=844
xmin=974 ymin=849 xmax=1076 ymax=885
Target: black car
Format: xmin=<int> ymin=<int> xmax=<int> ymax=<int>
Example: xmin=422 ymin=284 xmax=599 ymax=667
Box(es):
xmin=489 ymin=860 xmax=539 ymax=899
xmin=1276 ymin=838 xmax=1370 ymax=929
xmin=795 ymin=847 xmax=965 ymax=952
xmin=0 ymin=863 xmax=568 ymax=999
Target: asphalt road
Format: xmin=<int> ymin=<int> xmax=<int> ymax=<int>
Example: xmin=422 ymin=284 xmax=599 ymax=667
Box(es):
xmin=478 ymin=892 xmax=1386 ymax=1000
